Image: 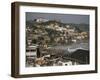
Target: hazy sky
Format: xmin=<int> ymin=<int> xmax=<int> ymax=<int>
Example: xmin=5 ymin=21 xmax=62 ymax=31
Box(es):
xmin=26 ymin=12 xmax=89 ymax=24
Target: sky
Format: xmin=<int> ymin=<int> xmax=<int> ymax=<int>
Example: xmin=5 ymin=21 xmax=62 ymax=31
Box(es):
xmin=26 ymin=12 xmax=89 ymax=24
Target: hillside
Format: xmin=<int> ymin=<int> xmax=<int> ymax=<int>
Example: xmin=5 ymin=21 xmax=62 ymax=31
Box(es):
xmin=26 ymin=19 xmax=89 ymax=48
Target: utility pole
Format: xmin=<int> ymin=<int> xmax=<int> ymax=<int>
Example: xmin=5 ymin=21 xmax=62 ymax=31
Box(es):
xmin=36 ymin=46 xmax=41 ymax=58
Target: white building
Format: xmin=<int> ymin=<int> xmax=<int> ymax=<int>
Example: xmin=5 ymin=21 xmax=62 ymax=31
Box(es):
xmin=35 ymin=18 xmax=48 ymax=23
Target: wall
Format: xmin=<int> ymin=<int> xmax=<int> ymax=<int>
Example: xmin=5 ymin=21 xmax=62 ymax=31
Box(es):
xmin=0 ymin=0 xmax=99 ymax=80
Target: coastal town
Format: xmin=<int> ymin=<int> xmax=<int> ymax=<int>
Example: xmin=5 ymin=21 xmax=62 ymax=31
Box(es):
xmin=26 ymin=18 xmax=89 ymax=67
